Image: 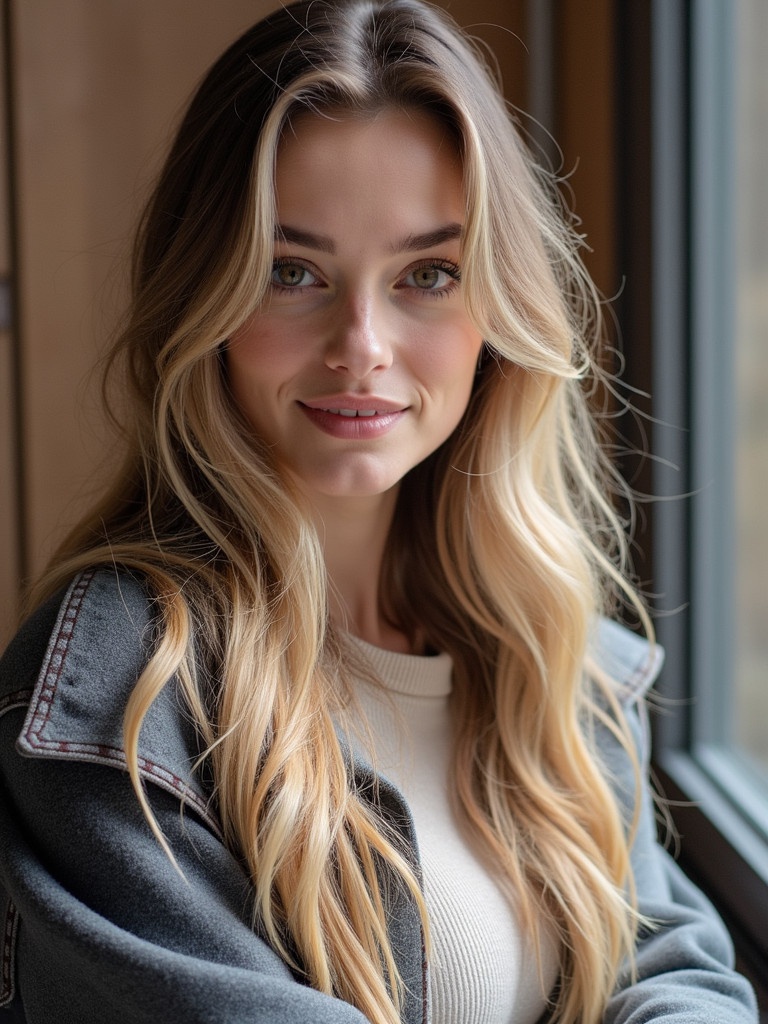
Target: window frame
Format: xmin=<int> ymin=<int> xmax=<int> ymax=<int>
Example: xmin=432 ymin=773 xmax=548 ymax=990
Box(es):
xmin=642 ymin=0 xmax=768 ymax=1004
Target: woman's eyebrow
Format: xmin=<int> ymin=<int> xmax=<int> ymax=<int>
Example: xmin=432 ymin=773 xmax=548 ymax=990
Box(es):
xmin=275 ymin=224 xmax=336 ymax=253
xmin=388 ymin=223 xmax=462 ymax=254
xmin=273 ymin=222 xmax=463 ymax=256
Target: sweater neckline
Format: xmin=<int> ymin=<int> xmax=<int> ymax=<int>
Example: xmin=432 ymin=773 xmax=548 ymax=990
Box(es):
xmin=346 ymin=634 xmax=453 ymax=698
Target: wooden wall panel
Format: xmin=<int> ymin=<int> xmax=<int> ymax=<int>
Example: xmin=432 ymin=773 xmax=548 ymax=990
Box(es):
xmin=0 ymin=1 xmax=20 ymax=645
xmin=0 ymin=319 xmax=16 ymax=645
xmin=0 ymin=4 xmax=8 ymax=271
xmin=449 ymin=0 xmax=528 ymax=108
xmin=555 ymin=0 xmax=617 ymax=299
xmin=10 ymin=0 xmax=276 ymax=606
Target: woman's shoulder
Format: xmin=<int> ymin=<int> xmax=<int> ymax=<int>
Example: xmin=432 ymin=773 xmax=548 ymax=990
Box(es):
xmin=589 ymin=616 xmax=665 ymax=705
xmin=0 ymin=567 xmax=218 ymax=832
xmin=1 ymin=566 xmax=157 ymax=718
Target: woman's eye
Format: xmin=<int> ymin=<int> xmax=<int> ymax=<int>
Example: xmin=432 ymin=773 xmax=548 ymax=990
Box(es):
xmin=271 ymin=261 xmax=318 ymax=289
xmin=401 ymin=262 xmax=460 ymax=294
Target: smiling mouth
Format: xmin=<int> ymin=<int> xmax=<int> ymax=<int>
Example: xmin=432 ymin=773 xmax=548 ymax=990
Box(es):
xmin=322 ymin=408 xmax=379 ymax=417
xmin=299 ymin=402 xmax=405 ymax=438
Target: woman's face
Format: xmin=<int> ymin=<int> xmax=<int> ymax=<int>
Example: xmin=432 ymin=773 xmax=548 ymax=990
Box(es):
xmin=227 ymin=108 xmax=484 ymax=506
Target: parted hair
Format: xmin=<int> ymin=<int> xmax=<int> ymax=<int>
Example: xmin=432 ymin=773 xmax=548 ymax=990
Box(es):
xmin=35 ymin=2 xmax=652 ymax=1022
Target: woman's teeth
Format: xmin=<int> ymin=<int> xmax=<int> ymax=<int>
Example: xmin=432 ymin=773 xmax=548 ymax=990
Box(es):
xmin=325 ymin=409 xmax=378 ymax=417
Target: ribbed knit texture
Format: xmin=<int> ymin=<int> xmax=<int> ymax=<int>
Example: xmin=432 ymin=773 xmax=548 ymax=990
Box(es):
xmin=342 ymin=636 xmax=558 ymax=1024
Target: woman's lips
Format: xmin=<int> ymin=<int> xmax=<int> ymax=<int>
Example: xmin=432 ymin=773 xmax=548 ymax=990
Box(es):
xmin=298 ymin=401 xmax=406 ymax=439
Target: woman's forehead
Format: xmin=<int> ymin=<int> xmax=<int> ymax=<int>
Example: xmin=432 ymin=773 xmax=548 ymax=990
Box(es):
xmin=272 ymin=107 xmax=465 ymax=236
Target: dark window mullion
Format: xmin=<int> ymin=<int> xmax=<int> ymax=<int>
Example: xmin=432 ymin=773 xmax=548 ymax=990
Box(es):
xmin=647 ymin=0 xmax=691 ymax=746
xmin=687 ymin=0 xmax=737 ymax=752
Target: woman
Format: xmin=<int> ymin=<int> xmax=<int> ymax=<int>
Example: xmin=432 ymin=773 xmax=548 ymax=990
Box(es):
xmin=0 ymin=1 xmax=757 ymax=1022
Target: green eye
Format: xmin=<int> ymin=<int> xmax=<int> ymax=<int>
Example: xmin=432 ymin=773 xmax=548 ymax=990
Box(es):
xmin=271 ymin=262 xmax=317 ymax=288
xmin=411 ymin=266 xmax=443 ymax=289
xmin=401 ymin=260 xmax=461 ymax=295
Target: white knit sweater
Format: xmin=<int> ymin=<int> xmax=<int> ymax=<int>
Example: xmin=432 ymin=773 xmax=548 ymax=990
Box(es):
xmin=342 ymin=637 xmax=558 ymax=1024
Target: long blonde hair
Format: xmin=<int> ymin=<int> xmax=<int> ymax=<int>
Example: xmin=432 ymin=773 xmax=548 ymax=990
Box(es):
xmin=34 ymin=2 xmax=651 ymax=1021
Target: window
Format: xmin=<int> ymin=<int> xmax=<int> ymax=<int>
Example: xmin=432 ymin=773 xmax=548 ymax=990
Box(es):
xmin=732 ymin=0 xmax=768 ymax=795
xmin=645 ymin=0 xmax=768 ymax=1003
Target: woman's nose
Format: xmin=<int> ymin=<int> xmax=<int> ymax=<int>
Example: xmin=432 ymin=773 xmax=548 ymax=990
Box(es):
xmin=324 ymin=294 xmax=394 ymax=378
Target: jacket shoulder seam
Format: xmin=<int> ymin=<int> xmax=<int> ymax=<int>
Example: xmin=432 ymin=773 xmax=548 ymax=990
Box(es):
xmin=20 ymin=568 xmax=98 ymax=752
xmin=15 ymin=568 xmax=223 ymax=840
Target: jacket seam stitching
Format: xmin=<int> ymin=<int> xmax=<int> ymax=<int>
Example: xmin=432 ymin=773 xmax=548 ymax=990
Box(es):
xmin=0 ymin=897 xmax=19 ymax=1006
xmin=24 ymin=568 xmax=96 ymax=747
xmin=17 ymin=740 xmax=223 ymax=839
xmin=16 ymin=569 xmax=224 ymax=840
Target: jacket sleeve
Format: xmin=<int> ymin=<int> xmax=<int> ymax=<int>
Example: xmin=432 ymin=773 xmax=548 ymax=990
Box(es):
xmin=599 ymin=697 xmax=758 ymax=1023
xmin=0 ymin=575 xmax=371 ymax=1024
xmin=0 ymin=738 xmax=372 ymax=1024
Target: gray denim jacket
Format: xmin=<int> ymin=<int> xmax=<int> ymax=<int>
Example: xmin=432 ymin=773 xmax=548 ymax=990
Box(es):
xmin=0 ymin=568 xmax=758 ymax=1023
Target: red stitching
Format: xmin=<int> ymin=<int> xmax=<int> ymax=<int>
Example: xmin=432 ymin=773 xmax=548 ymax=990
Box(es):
xmin=16 ymin=737 xmax=221 ymax=838
xmin=0 ymin=897 xmax=18 ymax=1005
xmin=18 ymin=569 xmax=223 ymax=838
xmin=28 ymin=569 xmax=96 ymax=743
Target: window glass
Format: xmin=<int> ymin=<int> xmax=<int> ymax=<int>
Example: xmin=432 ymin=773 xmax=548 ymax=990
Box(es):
xmin=733 ymin=0 xmax=768 ymax=782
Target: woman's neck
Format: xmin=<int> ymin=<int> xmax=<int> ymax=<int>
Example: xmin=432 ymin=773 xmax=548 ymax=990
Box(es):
xmin=306 ymin=488 xmax=413 ymax=653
